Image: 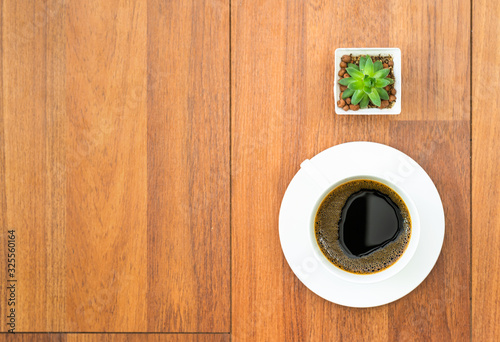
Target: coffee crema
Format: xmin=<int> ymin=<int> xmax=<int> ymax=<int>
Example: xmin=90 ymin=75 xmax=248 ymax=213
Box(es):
xmin=314 ymin=179 xmax=411 ymax=274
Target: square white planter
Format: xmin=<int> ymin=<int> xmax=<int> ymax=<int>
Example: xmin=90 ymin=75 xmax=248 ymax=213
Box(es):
xmin=334 ymin=48 xmax=401 ymax=115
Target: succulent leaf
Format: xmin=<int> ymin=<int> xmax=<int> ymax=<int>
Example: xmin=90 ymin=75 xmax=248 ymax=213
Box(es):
xmin=368 ymin=88 xmax=381 ymax=106
xmin=376 ymin=88 xmax=389 ymax=100
xmin=374 ymin=61 xmax=383 ymax=72
xmin=364 ymin=57 xmax=374 ymax=76
xmin=339 ymin=77 xmax=356 ymax=86
xmin=348 ymin=80 xmax=364 ymax=90
xmin=375 ymin=78 xmax=391 ymax=88
xmin=359 ymin=56 xmax=367 ymax=71
xmin=360 ymin=94 xmax=369 ymax=108
xmin=342 ymin=88 xmax=355 ymax=98
xmin=352 ymin=90 xmax=364 ymax=105
xmin=348 ymin=63 xmax=359 ymax=70
xmin=373 ymin=68 xmax=390 ymax=79
xmin=346 ymin=67 xmax=364 ymax=79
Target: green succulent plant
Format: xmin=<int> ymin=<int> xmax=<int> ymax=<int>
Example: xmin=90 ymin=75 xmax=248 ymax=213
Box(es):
xmin=339 ymin=55 xmax=394 ymax=108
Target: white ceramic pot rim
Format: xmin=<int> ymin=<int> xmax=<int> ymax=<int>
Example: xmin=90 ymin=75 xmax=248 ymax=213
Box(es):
xmin=334 ymin=47 xmax=402 ymax=115
xmin=307 ymin=174 xmax=421 ymax=284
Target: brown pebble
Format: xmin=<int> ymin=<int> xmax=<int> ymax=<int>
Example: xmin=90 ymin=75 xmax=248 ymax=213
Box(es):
xmin=343 ymin=73 xmax=350 ymax=78
xmin=350 ymin=104 xmax=360 ymax=111
xmin=340 ymin=92 xmax=344 ymax=98
xmin=338 ymin=99 xmax=346 ymax=107
xmin=340 ymin=62 xmax=347 ymax=68
xmin=345 ymin=98 xmax=351 ymax=105
xmin=383 ymin=63 xmax=389 ymax=69
xmin=389 ymin=95 xmax=396 ymax=102
xmin=343 ymin=105 xmax=349 ymax=111
xmin=338 ymin=68 xmax=346 ymax=77
xmin=379 ymin=100 xmax=389 ymax=108
xmin=341 ymin=55 xmax=351 ymax=63
xmin=385 ymin=86 xmax=391 ymax=91
xmin=388 ymin=60 xmax=394 ymax=67
xmin=391 ymin=88 xmax=397 ymax=95
xmin=340 ymin=85 xmax=347 ymax=91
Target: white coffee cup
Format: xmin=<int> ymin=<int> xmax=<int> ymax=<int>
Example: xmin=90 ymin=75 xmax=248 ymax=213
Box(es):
xmin=301 ymin=162 xmax=421 ymax=284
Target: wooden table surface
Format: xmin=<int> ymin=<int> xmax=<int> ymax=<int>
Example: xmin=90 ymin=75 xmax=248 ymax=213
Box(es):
xmin=0 ymin=0 xmax=498 ymax=341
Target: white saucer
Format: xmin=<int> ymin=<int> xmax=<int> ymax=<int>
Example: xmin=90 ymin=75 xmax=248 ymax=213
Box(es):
xmin=279 ymin=142 xmax=445 ymax=307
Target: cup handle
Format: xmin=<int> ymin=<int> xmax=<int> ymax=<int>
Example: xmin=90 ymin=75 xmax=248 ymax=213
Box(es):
xmin=300 ymin=159 xmax=331 ymax=190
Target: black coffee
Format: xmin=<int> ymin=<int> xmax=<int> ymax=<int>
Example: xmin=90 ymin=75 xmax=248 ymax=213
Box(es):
xmin=339 ymin=189 xmax=403 ymax=257
xmin=314 ymin=179 xmax=411 ymax=274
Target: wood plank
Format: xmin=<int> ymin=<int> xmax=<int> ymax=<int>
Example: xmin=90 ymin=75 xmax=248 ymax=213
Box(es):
xmin=0 ymin=334 xmax=228 ymax=342
xmin=388 ymin=0 xmax=470 ymax=120
xmin=0 ymin=334 xmax=66 ymax=342
xmin=45 ymin=0 xmax=67 ymax=331
xmin=472 ymin=0 xmax=500 ymax=340
xmin=66 ymin=334 xmax=229 ymax=342
xmin=0 ymin=0 xmax=6 ymax=332
xmin=302 ymin=0 xmax=470 ymax=122
xmin=387 ymin=122 xmax=470 ymax=342
xmin=231 ymin=0 xmax=470 ymax=340
xmin=65 ymin=0 xmax=147 ymax=331
xmin=0 ymin=0 xmax=231 ymax=332
xmin=2 ymin=0 xmax=40 ymax=332
xmin=147 ymin=0 xmax=230 ymax=332
xmin=232 ymin=118 xmax=470 ymax=341
xmin=0 ymin=0 xmax=66 ymax=332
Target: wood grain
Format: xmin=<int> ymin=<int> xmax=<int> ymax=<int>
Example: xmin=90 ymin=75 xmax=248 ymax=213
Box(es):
xmin=65 ymin=0 xmax=148 ymax=331
xmin=472 ymin=0 xmax=500 ymax=340
xmin=146 ymin=0 xmax=230 ymax=332
xmin=66 ymin=334 xmax=229 ymax=342
xmin=0 ymin=0 xmax=6 ymax=333
xmin=0 ymin=334 xmax=66 ymax=342
xmin=0 ymin=0 xmax=486 ymax=339
xmin=0 ymin=334 xmax=228 ymax=342
xmin=388 ymin=0 xmax=470 ymax=120
xmin=45 ymin=0 xmax=67 ymax=331
xmin=0 ymin=0 xmax=66 ymax=331
xmin=387 ymin=122 xmax=470 ymax=342
xmin=302 ymin=0 xmax=470 ymax=122
xmin=1 ymin=0 xmax=230 ymax=333
xmin=231 ymin=0 xmax=470 ymax=340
